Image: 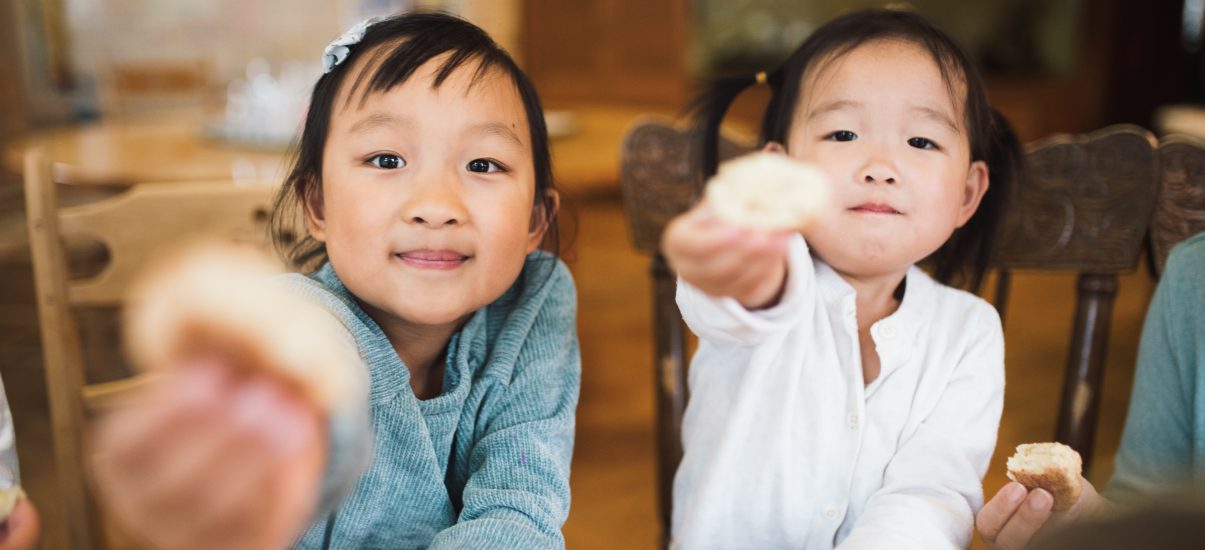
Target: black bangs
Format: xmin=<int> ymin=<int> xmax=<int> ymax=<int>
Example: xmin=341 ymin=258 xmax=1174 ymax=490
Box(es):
xmin=341 ymin=14 xmax=512 ymax=107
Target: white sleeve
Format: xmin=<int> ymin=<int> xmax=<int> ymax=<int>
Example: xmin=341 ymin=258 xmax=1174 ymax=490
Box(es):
xmin=837 ymin=304 xmax=1005 ymax=550
xmin=675 ymin=233 xmax=814 ymax=347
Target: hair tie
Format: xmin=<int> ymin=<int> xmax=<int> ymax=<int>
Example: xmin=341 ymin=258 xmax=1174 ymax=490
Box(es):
xmin=323 ymin=16 xmax=381 ymax=73
xmin=755 ymin=71 xmax=768 ymax=86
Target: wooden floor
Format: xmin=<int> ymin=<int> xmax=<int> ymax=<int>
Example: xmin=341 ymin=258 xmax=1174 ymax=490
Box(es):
xmin=0 ymin=191 xmax=1155 ymax=549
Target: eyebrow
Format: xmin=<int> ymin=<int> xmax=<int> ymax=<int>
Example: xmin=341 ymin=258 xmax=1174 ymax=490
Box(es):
xmin=911 ymin=105 xmax=961 ymax=134
xmin=807 ymin=100 xmax=961 ymax=133
xmin=348 ymin=112 xmax=415 ymax=134
xmin=471 ymin=122 xmax=524 ymax=148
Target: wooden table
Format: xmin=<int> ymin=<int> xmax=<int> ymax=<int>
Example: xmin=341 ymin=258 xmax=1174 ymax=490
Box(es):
xmin=3 ymin=104 xmax=673 ymax=196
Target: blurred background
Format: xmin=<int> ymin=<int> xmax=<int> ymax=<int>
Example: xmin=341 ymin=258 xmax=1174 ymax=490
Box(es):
xmin=0 ymin=0 xmax=1201 ymax=548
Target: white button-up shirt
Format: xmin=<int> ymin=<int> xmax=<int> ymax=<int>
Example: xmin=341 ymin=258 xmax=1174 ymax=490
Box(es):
xmin=672 ymin=234 xmax=1004 ymax=550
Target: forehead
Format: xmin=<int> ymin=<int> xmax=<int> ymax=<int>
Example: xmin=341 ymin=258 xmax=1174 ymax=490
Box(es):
xmin=799 ymin=39 xmax=966 ymax=120
xmin=332 ymin=49 xmax=528 ymax=126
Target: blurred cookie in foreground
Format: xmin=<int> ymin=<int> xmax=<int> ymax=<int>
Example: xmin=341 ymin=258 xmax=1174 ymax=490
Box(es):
xmin=1007 ymin=442 xmax=1083 ymax=512
xmin=0 ymin=486 xmax=25 ymax=523
xmin=123 ymin=240 xmax=365 ymax=413
xmin=705 ymin=152 xmax=831 ymax=231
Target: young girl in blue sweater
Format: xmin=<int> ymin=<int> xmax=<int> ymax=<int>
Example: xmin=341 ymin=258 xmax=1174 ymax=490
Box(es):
xmin=93 ymin=12 xmax=579 ymax=549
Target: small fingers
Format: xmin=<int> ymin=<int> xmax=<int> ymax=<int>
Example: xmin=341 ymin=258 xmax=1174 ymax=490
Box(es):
xmin=993 ymin=488 xmax=1053 ymax=550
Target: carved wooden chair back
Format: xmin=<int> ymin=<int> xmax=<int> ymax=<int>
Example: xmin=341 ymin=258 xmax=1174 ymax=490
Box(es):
xmin=992 ymin=124 xmax=1159 ymax=473
xmin=1151 ymin=134 xmax=1205 ymax=274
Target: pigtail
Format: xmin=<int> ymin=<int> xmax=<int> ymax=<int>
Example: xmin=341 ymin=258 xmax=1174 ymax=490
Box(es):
xmin=688 ymin=74 xmax=763 ymax=179
xmin=929 ymin=108 xmax=1022 ymax=292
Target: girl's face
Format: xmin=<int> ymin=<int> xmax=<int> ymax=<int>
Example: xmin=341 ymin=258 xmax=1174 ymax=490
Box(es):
xmin=786 ymin=39 xmax=988 ymax=280
xmin=308 ymin=55 xmax=546 ymax=330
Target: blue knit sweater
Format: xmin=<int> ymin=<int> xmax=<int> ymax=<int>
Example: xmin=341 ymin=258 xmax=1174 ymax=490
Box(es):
xmin=1108 ymin=231 xmax=1205 ymax=500
xmin=280 ymin=252 xmax=580 ymax=549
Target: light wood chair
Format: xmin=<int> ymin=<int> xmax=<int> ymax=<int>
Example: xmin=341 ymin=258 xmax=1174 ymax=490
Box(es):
xmin=619 ymin=120 xmax=1166 ymax=543
xmin=22 ymin=147 xmax=285 ymax=549
xmin=1151 ymin=134 xmax=1205 ymax=274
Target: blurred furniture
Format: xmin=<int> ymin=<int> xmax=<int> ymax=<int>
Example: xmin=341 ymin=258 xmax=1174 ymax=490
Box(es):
xmin=23 ymin=147 xmax=281 ymax=549
xmin=618 ymin=117 xmax=750 ymax=547
xmin=2 ymin=104 xmax=661 ymax=196
xmin=99 ymin=59 xmax=213 ymax=118
xmin=1151 ymin=134 xmax=1205 ymax=274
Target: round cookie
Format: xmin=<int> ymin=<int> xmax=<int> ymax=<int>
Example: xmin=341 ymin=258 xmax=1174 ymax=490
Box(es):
xmin=705 ymin=152 xmax=831 ymax=231
xmin=123 ymin=241 xmax=365 ymax=413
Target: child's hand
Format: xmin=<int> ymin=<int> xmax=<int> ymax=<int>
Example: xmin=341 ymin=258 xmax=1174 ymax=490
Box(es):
xmin=663 ymin=200 xmax=792 ymax=310
xmin=92 ymin=360 xmax=326 ymax=550
xmin=976 ymin=477 xmax=1104 ymax=550
xmin=0 ymin=499 xmax=41 ymax=550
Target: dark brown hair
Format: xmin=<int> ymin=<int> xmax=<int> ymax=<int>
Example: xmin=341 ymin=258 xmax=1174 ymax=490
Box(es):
xmin=271 ymin=11 xmax=559 ymax=274
xmin=692 ymin=8 xmax=1020 ymax=292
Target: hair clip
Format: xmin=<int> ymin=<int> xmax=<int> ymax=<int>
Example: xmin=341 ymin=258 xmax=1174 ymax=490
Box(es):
xmin=755 ymin=71 xmax=768 ymax=86
xmin=323 ymin=16 xmax=381 ymax=74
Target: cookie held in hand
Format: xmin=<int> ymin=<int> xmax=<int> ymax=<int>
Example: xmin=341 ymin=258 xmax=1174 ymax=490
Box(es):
xmin=123 ymin=241 xmax=365 ymax=413
xmin=0 ymin=486 xmax=25 ymax=522
xmin=1006 ymin=442 xmax=1083 ymax=512
xmin=704 ymin=152 xmax=831 ymax=231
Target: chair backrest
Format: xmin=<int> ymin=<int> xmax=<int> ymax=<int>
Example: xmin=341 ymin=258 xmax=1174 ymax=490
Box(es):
xmin=618 ymin=117 xmax=751 ymax=546
xmin=993 ymin=124 xmax=1159 ymax=473
xmin=1152 ymin=134 xmax=1205 ymax=274
xmin=22 ymin=147 xmax=283 ymax=549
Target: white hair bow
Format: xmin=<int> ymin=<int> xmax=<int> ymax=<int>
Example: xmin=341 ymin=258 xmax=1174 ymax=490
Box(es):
xmin=323 ymin=17 xmax=381 ymax=74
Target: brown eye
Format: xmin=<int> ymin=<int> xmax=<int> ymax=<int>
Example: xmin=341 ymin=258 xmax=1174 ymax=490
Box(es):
xmin=908 ymin=137 xmax=938 ymax=150
xmin=467 ymin=159 xmax=503 ymax=173
xmin=828 ymin=130 xmax=857 ymax=142
xmin=369 ymin=154 xmax=404 ymax=169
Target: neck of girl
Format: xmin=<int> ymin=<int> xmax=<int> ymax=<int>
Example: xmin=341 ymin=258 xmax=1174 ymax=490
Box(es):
xmin=361 ymin=303 xmax=471 ymax=400
xmin=835 ymin=268 xmax=906 ymax=385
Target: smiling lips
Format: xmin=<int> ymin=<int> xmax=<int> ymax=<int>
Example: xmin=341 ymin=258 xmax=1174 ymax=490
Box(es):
xmin=850 ymin=202 xmax=902 ymax=215
xmin=396 ymin=249 xmax=470 ymax=270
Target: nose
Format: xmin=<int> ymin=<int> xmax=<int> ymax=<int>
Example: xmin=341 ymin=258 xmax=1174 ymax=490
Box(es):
xmin=859 ymin=151 xmax=898 ymax=184
xmin=402 ymin=169 xmax=467 ymax=228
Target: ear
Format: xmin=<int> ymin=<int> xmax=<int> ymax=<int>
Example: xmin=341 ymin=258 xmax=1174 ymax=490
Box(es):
xmin=302 ymin=184 xmax=328 ymax=242
xmin=761 ymin=141 xmax=786 ymax=155
xmin=955 ymin=160 xmax=990 ymax=228
xmin=526 ymin=189 xmax=560 ymax=253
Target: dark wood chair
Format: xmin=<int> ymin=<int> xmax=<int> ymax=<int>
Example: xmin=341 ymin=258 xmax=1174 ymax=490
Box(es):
xmin=1151 ymin=134 xmax=1205 ymax=274
xmin=992 ymin=124 xmax=1160 ymax=474
xmin=619 ymin=120 xmax=1163 ymax=542
xmin=618 ymin=117 xmax=751 ymax=547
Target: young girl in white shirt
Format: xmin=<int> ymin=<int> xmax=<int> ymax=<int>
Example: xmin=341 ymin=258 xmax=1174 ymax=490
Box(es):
xmin=664 ymin=8 xmax=1022 ymax=549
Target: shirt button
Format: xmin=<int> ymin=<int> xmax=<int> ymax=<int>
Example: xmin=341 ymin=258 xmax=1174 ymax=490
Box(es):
xmin=823 ymin=504 xmax=839 ymax=519
xmin=879 ymin=322 xmax=897 ymax=339
xmin=846 ymin=413 xmax=860 ymax=430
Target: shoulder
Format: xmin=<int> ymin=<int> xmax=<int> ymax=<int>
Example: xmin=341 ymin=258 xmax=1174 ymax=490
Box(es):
xmin=911 ymin=267 xmax=1002 ymax=337
xmin=500 ymin=251 xmax=577 ymax=319
xmin=1163 ymin=232 xmax=1205 ymax=296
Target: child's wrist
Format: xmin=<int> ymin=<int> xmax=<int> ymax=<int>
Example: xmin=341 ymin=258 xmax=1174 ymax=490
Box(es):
xmin=738 ymin=263 xmax=788 ymax=310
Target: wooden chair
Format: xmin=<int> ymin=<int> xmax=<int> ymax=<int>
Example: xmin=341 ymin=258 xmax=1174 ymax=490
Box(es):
xmin=993 ymin=124 xmax=1160 ymax=474
xmin=618 ymin=117 xmax=751 ymax=546
xmin=1151 ymin=134 xmax=1205 ymax=274
xmin=620 ymin=119 xmax=1165 ymax=542
xmin=22 ymin=147 xmax=285 ymax=549
xmin=99 ymin=59 xmax=213 ymax=118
